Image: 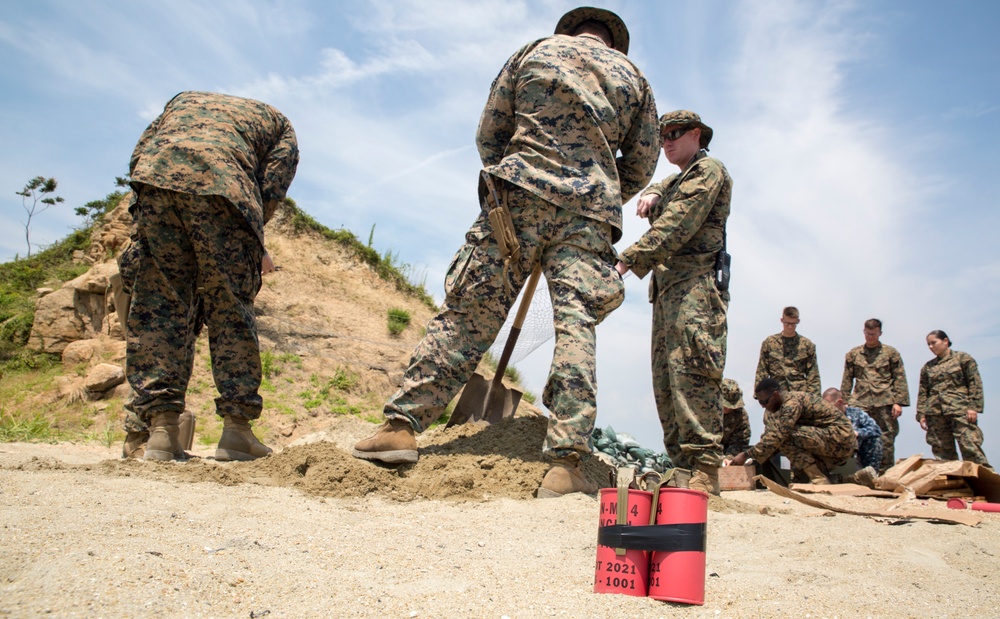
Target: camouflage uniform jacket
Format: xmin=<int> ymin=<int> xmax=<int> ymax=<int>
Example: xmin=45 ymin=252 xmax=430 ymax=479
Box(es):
xmin=722 ymin=407 xmax=752 ymax=452
xmin=845 ymin=406 xmax=882 ymax=440
xmin=916 ymin=350 xmax=984 ymax=422
xmin=755 ymin=333 xmax=821 ymax=395
xmin=477 ymin=33 xmax=659 ymax=244
xmin=619 ymin=151 xmax=732 ymax=295
xmin=841 ymin=343 xmax=910 ymax=409
xmin=129 ymin=91 xmax=300 ymax=246
xmin=747 ymin=392 xmax=856 ymax=463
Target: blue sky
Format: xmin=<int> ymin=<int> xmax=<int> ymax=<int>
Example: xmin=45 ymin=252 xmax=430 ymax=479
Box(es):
xmin=2 ymin=0 xmax=998 ymax=465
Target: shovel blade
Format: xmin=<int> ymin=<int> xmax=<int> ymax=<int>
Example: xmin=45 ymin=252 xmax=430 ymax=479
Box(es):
xmin=446 ymin=372 xmax=523 ymax=427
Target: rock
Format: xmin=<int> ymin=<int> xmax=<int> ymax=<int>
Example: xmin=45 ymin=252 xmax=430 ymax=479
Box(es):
xmin=84 ymin=363 xmax=125 ymax=393
xmin=62 ymin=340 xmax=97 ymax=366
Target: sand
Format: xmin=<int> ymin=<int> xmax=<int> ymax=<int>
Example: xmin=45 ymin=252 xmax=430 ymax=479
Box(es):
xmin=2 ymin=416 xmax=998 ymax=618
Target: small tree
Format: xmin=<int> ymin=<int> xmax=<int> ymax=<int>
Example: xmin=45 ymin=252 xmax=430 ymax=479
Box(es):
xmin=75 ymin=176 xmax=130 ymax=227
xmin=15 ymin=176 xmax=64 ymax=258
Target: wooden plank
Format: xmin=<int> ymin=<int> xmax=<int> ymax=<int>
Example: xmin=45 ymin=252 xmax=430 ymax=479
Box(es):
xmin=718 ymin=464 xmax=755 ymax=491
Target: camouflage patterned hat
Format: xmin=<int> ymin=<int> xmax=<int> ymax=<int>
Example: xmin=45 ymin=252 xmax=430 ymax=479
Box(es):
xmin=659 ymin=110 xmax=713 ymax=147
xmin=721 ymin=378 xmax=745 ymax=410
xmin=554 ymin=7 xmax=630 ymax=55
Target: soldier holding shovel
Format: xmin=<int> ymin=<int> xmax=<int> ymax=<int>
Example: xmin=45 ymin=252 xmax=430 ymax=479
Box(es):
xmin=353 ymin=6 xmax=659 ymax=497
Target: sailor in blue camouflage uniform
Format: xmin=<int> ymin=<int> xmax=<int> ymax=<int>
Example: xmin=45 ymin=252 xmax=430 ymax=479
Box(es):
xmin=353 ymin=7 xmax=659 ymax=498
xmin=125 ymin=91 xmax=299 ymax=462
xmin=823 ymin=388 xmax=882 ymax=485
xmin=615 ymin=110 xmax=733 ymax=495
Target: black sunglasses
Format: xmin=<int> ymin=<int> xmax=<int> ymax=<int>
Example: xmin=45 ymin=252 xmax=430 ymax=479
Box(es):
xmin=662 ymin=126 xmax=691 ymax=141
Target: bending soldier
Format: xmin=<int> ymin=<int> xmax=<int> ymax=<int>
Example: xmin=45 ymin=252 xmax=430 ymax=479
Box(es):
xmin=125 ymin=91 xmax=298 ymax=462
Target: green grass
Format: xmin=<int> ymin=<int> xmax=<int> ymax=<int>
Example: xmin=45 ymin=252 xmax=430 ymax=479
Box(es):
xmin=387 ymin=307 xmax=411 ymax=336
xmin=0 ymin=410 xmax=58 ymax=442
xmin=285 ymin=198 xmax=436 ymax=309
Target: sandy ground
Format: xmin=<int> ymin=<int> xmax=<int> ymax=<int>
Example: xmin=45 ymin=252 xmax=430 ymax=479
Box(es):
xmin=2 ymin=417 xmax=999 ymax=619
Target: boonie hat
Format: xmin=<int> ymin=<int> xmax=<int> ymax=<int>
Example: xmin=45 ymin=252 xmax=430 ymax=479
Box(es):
xmin=721 ymin=378 xmax=745 ymax=410
xmin=659 ymin=110 xmax=714 ymax=147
xmin=554 ymin=6 xmax=630 ymax=55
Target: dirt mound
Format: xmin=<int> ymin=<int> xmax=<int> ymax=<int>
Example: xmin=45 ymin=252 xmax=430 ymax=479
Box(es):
xmin=85 ymin=416 xmax=613 ymax=501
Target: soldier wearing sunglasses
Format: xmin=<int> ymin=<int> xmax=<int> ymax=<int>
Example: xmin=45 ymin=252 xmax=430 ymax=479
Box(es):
xmin=615 ymin=110 xmax=733 ymax=495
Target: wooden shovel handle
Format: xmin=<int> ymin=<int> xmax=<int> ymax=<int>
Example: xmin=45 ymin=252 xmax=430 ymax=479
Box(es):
xmin=492 ymin=264 xmax=542 ymax=385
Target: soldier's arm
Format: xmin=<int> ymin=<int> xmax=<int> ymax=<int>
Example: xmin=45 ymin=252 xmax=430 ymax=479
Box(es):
xmin=616 ymin=78 xmax=660 ymax=204
xmin=805 ymin=343 xmax=822 ymax=396
xmin=915 ymin=364 xmax=930 ymax=423
xmin=748 ymin=401 xmax=799 ymax=463
xmin=755 ymin=341 xmax=769 ymax=389
xmin=619 ymin=161 xmax=726 ymax=278
xmin=890 ymin=348 xmax=911 ymax=407
xmin=962 ymin=353 xmax=984 ymax=412
xmin=259 ymin=119 xmax=300 ymax=224
xmin=840 ymin=352 xmax=855 ymax=396
xmin=476 ymin=43 xmax=535 ymax=168
xmin=737 ymin=410 xmax=752 ymax=445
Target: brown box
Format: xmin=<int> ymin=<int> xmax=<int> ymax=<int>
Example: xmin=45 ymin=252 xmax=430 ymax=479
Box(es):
xmin=718 ymin=464 xmax=756 ymax=491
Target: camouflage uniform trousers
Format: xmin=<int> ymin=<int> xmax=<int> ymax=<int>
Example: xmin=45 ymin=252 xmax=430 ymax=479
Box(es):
xmin=780 ymin=424 xmax=856 ymax=473
xmin=855 ymin=433 xmax=883 ymax=471
xmin=924 ymin=412 xmax=990 ymax=466
xmin=125 ymin=186 xmax=264 ymax=423
xmin=865 ymin=404 xmax=897 ymax=472
xmin=114 ymin=234 xmax=205 ymax=434
xmin=651 ymin=271 xmax=727 ymax=470
xmin=384 ymin=184 xmax=624 ymax=462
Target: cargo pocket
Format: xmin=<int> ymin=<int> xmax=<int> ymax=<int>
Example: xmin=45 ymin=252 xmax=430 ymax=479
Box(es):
xmin=674 ymin=278 xmax=727 ymax=379
xmin=238 ymin=243 xmax=263 ymax=302
xmin=116 ymin=235 xmax=143 ymax=296
xmin=445 ymin=220 xmax=491 ymax=299
xmin=594 ymin=264 xmax=624 ymax=324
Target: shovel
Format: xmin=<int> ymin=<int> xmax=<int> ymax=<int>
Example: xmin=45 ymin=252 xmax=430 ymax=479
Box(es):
xmin=447 ymin=263 xmax=542 ymax=426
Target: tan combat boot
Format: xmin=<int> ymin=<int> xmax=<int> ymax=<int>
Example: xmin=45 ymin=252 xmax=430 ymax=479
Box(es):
xmin=846 ymin=465 xmax=877 ymax=488
xmin=689 ymin=464 xmax=721 ymax=496
xmin=352 ymin=418 xmax=418 ymax=464
xmin=216 ymin=416 xmax=272 ymax=461
xmin=178 ymin=410 xmax=196 ymax=451
xmin=537 ymin=461 xmax=598 ymax=498
xmin=802 ymin=463 xmax=831 ymax=484
xmin=144 ymin=412 xmax=184 ymax=462
xmin=122 ymin=431 xmax=149 ymax=459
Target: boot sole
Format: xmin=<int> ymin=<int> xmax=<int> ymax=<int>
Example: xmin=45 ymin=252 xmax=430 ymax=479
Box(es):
xmin=535 ymin=487 xmax=564 ymax=499
xmin=215 ymin=448 xmax=270 ymax=462
xmin=351 ymin=448 xmax=418 ymax=464
xmin=143 ymin=449 xmax=189 ymax=462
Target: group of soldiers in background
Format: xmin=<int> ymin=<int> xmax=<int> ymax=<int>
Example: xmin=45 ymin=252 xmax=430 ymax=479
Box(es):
xmin=723 ymin=308 xmax=990 ymax=487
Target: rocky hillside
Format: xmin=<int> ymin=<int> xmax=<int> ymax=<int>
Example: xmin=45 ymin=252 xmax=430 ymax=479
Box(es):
xmin=5 ymin=195 xmax=542 ymax=449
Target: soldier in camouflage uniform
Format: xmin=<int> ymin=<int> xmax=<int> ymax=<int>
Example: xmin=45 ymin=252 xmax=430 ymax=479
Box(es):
xmin=353 ymin=7 xmax=659 ymax=498
xmin=822 ymin=388 xmax=882 ymax=486
xmin=917 ymin=330 xmax=990 ymax=466
xmin=721 ymin=378 xmax=751 ymax=456
xmin=615 ymin=111 xmax=732 ymax=495
xmin=125 ymin=91 xmax=298 ymax=462
xmin=731 ymin=379 xmax=857 ymax=484
xmin=756 ymin=306 xmax=821 ymax=396
xmin=841 ymin=318 xmax=910 ymax=472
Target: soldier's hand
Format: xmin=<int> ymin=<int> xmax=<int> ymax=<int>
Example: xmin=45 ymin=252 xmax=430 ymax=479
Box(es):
xmin=919 ymin=418 xmax=928 ymax=431
xmin=261 ymin=251 xmax=276 ymax=275
xmin=614 ymin=261 xmax=629 ymax=276
xmin=967 ymin=410 xmax=979 ymax=423
xmin=731 ymin=451 xmax=749 ymax=466
xmin=636 ymin=193 xmax=660 ymax=218
xmin=891 ymin=403 xmax=902 ymax=419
